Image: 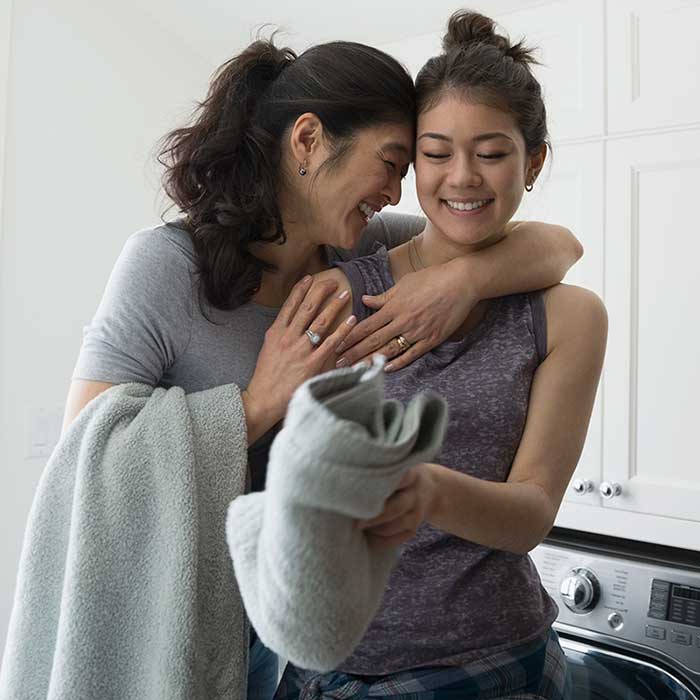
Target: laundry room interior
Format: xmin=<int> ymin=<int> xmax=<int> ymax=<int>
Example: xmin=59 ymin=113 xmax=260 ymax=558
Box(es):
xmin=1 ymin=0 xmax=698 ymax=698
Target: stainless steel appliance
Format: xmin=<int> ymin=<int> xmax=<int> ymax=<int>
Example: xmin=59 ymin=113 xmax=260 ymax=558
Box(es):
xmin=531 ymin=528 xmax=700 ymax=699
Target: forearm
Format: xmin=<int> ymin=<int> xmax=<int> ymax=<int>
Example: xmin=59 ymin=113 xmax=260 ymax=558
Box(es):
xmin=449 ymin=223 xmax=583 ymax=300
xmin=426 ymin=463 xmax=557 ymax=554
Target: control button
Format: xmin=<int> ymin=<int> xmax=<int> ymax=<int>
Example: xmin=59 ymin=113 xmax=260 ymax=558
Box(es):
xmin=608 ymin=612 xmax=624 ymax=630
xmin=645 ymin=625 xmax=667 ymax=641
xmin=648 ymin=608 xmax=667 ymax=620
xmin=670 ymin=630 xmax=692 ymax=646
xmin=652 ymin=579 xmax=671 ymax=592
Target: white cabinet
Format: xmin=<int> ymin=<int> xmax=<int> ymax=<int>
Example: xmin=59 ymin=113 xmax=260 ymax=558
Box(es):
xmin=608 ymin=0 xmax=700 ymax=133
xmin=603 ymin=129 xmax=700 ymax=521
xmin=557 ymin=130 xmax=700 ymax=550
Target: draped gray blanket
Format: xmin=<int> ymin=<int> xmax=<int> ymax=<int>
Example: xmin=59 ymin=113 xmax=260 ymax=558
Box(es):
xmin=0 ymin=383 xmax=249 ymax=700
xmin=226 ymin=359 xmax=448 ymax=672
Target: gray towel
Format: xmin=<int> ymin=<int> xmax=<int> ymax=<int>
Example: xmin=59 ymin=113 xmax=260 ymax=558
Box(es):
xmin=0 ymin=383 xmax=249 ymax=700
xmin=226 ymin=358 xmax=448 ymax=672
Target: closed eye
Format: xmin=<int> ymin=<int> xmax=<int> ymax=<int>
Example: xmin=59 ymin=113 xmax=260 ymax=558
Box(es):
xmin=423 ymin=153 xmax=450 ymax=159
xmin=478 ymin=153 xmax=507 ymax=160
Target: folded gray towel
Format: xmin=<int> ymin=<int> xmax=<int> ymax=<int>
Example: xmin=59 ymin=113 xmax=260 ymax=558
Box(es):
xmin=226 ymin=358 xmax=448 ymax=672
xmin=0 ymin=383 xmax=249 ymax=700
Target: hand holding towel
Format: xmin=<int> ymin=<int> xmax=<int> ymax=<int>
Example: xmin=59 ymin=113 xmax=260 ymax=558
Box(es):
xmin=227 ymin=358 xmax=448 ymax=672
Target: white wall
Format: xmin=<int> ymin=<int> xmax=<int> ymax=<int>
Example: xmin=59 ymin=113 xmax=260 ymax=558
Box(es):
xmin=0 ymin=0 xmax=213 ymax=656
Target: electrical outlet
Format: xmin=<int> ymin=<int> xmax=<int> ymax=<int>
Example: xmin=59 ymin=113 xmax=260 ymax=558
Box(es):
xmin=25 ymin=407 xmax=63 ymax=459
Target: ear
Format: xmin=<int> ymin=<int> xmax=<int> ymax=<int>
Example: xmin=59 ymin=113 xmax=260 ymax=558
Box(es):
xmin=526 ymin=143 xmax=547 ymax=185
xmin=289 ymin=112 xmax=325 ymax=165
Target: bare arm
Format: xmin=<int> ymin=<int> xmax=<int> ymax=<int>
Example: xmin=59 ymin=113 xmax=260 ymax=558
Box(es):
xmin=457 ymin=221 xmax=583 ymax=300
xmin=62 ymin=380 xmax=115 ymax=434
xmin=360 ymin=284 xmax=607 ymax=553
xmin=338 ymin=222 xmax=583 ymax=370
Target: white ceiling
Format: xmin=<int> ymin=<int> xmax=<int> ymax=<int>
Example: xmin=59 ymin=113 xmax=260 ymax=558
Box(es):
xmin=133 ymin=0 xmax=545 ymax=69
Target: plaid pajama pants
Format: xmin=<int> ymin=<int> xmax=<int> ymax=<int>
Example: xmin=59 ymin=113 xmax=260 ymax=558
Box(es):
xmin=273 ymin=629 xmax=571 ymax=700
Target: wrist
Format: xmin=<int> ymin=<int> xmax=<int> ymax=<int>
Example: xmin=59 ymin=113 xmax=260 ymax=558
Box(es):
xmin=241 ymin=388 xmax=274 ymax=445
xmin=425 ymin=462 xmax=447 ymax=524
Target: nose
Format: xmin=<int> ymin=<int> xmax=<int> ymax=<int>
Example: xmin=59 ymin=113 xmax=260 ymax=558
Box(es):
xmin=447 ymin=155 xmax=482 ymax=189
xmin=382 ymin=172 xmax=403 ymax=207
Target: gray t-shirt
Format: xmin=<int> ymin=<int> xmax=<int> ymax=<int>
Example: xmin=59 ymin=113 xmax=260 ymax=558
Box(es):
xmin=72 ymin=213 xmax=425 ymax=490
xmin=333 ymin=247 xmax=558 ymax=673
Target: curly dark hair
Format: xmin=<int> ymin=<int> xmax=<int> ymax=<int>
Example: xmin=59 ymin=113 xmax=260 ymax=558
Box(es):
xmin=158 ymin=38 xmax=415 ymax=311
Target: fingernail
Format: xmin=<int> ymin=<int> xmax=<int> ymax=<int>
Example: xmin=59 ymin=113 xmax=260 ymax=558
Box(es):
xmin=384 ymin=363 xmax=394 ymax=372
xmin=303 ymin=275 xmax=312 ymax=284
xmin=345 ymin=315 xmax=357 ymax=326
xmin=336 ymin=357 xmax=348 ymax=368
xmin=337 ymin=289 xmax=349 ymax=300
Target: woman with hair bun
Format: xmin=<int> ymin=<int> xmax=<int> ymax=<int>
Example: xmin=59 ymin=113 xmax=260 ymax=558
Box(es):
xmin=57 ymin=31 xmax=581 ymax=700
xmin=277 ymin=10 xmax=606 ymax=700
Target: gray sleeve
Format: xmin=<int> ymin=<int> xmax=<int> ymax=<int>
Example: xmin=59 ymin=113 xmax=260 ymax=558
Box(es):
xmin=327 ymin=212 xmax=427 ymax=262
xmin=72 ymin=228 xmax=194 ymax=386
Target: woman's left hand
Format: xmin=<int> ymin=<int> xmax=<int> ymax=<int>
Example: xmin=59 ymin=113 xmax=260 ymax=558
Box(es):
xmin=357 ymin=463 xmax=440 ymax=547
xmin=336 ymin=264 xmax=478 ymax=372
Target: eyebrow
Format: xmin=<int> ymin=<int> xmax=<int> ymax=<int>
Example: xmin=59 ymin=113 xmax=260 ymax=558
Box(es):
xmin=417 ymin=131 xmax=514 ymax=144
xmin=382 ymin=142 xmax=412 ymax=157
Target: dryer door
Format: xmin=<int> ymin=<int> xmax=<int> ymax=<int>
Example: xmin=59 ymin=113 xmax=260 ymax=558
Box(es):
xmin=560 ymin=635 xmax=700 ymax=700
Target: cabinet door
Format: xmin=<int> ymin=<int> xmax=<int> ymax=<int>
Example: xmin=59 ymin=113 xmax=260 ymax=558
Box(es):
xmin=608 ymin=0 xmax=700 ymax=133
xmin=604 ymin=130 xmax=700 ymax=522
xmin=495 ymin=0 xmax=605 ymax=142
xmin=516 ymin=142 xmax=604 ymax=507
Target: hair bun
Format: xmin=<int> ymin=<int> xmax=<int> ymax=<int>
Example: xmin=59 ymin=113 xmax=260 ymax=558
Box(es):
xmin=442 ymin=10 xmax=538 ymax=65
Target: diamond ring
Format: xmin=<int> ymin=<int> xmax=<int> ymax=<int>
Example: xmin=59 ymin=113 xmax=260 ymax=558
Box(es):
xmin=305 ymin=329 xmax=322 ymax=347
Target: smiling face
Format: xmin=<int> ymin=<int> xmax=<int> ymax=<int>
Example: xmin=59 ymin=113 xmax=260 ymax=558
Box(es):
xmin=303 ymin=121 xmax=414 ymax=250
xmin=415 ymin=94 xmax=544 ymax=251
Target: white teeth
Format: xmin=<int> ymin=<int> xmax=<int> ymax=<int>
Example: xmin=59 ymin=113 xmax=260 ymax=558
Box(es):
xmin=358 ymin=201 xmax=375 ymax=220
xmin=445 ymin=199 xmax=490 ymax=211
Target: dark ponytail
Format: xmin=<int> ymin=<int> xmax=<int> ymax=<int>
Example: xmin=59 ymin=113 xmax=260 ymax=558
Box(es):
xmin=159 ymin=37 xmax=415 ymax=311
xmin=417 ymin=9 xmax=548 ymax=155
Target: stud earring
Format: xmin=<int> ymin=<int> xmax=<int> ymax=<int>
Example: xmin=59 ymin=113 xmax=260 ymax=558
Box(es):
xmin=525 ymin=182 xmax=534 ymax=192
xmin=298 ymin=162 xmax=307 ymax=176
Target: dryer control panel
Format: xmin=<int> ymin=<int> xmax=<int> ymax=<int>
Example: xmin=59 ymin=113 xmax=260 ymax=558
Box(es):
xmin=649 ymin=579 xmax=700 ymax=629
xmin=531 ymin=541 xmax=700 ymax=676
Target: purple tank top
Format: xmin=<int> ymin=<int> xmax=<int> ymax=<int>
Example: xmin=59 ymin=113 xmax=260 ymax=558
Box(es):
xmin=333 ymin=247 xmax=558 ymax=674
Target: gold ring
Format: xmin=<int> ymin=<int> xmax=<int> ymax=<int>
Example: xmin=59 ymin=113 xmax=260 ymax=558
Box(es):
xmin=395 ymin=335 xmax=411 ymax=352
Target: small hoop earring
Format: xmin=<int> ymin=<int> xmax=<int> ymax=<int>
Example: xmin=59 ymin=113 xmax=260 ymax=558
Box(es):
xmin=298 ymin=162 xmax=307 ymax=176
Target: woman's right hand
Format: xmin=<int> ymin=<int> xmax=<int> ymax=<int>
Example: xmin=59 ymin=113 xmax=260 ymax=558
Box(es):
xmin=242 ymin=275 xmax=356 ymax=444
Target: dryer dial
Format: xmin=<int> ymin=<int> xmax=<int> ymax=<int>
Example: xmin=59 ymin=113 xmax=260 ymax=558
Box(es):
xmin=560 ymin=567 xmax=601 ymax=614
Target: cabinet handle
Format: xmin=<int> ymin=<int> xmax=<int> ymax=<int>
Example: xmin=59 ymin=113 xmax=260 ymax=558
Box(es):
xmin=599 ymin=481 xmax=623 ymax=499
xmin=572 ymin=479 xmax=595 ymax=495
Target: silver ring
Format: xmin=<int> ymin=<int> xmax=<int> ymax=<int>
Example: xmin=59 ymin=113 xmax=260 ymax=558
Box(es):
xmin=395 ymin=335 xmax=411 ymax=352
xmin=305 ymin=329 xmax=322 ymax=347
